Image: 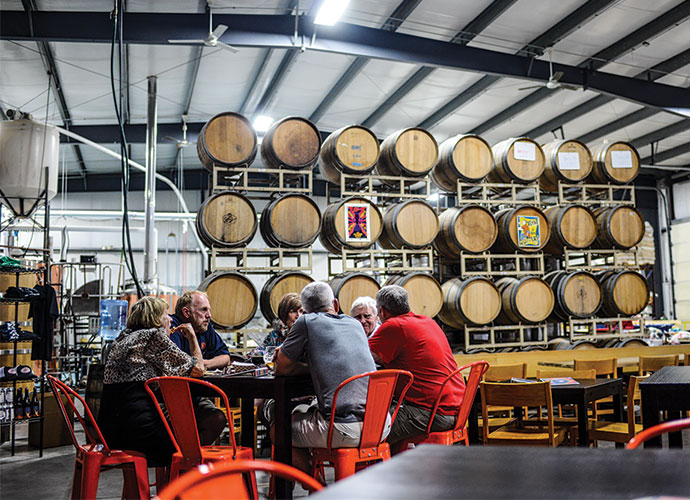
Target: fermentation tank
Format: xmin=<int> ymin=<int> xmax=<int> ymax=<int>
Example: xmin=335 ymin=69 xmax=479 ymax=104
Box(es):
xmin=0 ymin=118 xmax=59 ymax=217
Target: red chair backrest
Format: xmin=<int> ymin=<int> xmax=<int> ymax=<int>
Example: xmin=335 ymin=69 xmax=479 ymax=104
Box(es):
xmin=144 ymin=376 xmax=238 ymax=462
xmin=424 ymin=360 xmax=490 ymax=435
xmin=626 ymin=417 xmax=690 ymax=449
xmin=155 ymin=459 xmax=323 ymax=500
xmin=326 ymin=369 xmax=413 ymax=451
xmin=47 ymin=374 xmax=111 ymax=455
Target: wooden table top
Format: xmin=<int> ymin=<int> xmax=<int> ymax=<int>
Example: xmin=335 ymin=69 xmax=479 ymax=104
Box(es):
xmin=312 ymin=445 xmax=690 ymax=499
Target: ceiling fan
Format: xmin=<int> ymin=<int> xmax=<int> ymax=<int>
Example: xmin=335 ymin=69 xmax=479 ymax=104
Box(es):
xmin=519 ymin=48 xmax=580 ymax=91
xmin=168 ymin=10 xmax=238 ymax=53
xmin=163 ymin=116 xmax=195 ymax=149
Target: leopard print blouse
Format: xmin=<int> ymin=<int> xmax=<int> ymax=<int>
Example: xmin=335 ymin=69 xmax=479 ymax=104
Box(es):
xmin=104 ymin=327 xmax=197 ymax=384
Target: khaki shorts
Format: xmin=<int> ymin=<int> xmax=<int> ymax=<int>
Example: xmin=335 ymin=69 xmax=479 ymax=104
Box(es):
xmin=291 ymin=399 xmax=391 ymax=449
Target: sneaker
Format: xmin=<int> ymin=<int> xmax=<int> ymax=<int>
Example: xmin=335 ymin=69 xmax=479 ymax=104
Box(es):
xmin=15 ymin=365 xmax=35 ymax=380
xmin=0 ymin=366 xmax=18 ymax=381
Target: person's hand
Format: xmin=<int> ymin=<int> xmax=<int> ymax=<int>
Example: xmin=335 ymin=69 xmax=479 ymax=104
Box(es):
xmin=173 ymin=323 xmax=196 ymax=342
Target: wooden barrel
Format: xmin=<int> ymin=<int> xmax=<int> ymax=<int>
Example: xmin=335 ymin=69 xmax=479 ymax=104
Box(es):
xmin=375 ymin=128 xmax=438 ymax=182
xmin=495 ymin=277 xmax=554 ymax=324
xmin=434 ymin=205 xmax=498 ymax=257
xmin=430 ymin=134 xmax=493 ymax=191
xmin=597 ymin=270 xmax=649 ymax=317
xmin=437 ymin=277 xmax=501 ymax=328
xmin=488 ymin=137 xmax=545 ymax=184
xmin=319 ymin=125 xmax=379 ymax=184
xmin=260 ymin=116 xmax=322 ymax=170
xmin=197 ymin=112 xmax=258 ymax=172
xmin=594 ymin=206 xmax=645 ymax=249
xmin=384 ymin=272 xmax=444 ymax=318
xmin=329 ymin=273 xmax=380 ymax=315
xmin=543 ymin=204 xmax=597 ymax=253
xmin=259 ymin=272 xmax=314 ymax=324
xmin=589 ymin=141 xmax=640 ymax=184
xmin=379 ymin=200 xmax=439 ymax=249
xmin=493 ymin=206 xmax=550 ymax=253
xmin=539 ymin=140 xmax=593 ymax=192
xmin=319 ymin=197 xmax=383 ymax=254
xmin=544 ymin=270 xmax=602 ymax=320
xmin=259 ymin=194 xmax=321 ymax=248
xmin=196 ymin=192 xmax=257 ymax=248
xmin=198 ymin=271 xmax=258 ymax=329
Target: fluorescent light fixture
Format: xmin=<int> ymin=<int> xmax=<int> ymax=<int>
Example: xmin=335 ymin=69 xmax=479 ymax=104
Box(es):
xmin=253 ymin=115 xmax=274 ymax=133
xmin=314 ymin=0 xmax=350 ymax=26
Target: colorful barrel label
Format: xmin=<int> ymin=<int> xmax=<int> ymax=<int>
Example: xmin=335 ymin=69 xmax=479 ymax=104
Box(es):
xmin=517 ymin=215 xmax=540 ymax=248
xmin=346 ymin=203 xmax=370 ymax=242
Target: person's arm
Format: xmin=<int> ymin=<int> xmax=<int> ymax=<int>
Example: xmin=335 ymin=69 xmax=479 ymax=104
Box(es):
xmin=274 ymin=347 xmax=309 ymax=376
xmin=202 ymin=354 xmax=230 ymax=370
xmin=370 ymin=350 xmax=384 ymax=365
xmin=176 ymin=324 xmax=205 ymax=377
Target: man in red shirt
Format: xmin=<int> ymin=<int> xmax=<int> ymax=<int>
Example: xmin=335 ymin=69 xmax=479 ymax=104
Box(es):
xmin=369 ymin=285 xmax=465 ymax=453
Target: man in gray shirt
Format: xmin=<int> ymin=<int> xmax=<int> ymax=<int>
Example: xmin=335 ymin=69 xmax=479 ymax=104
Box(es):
xmin=275 ymin=281 xmax=382 ymax=474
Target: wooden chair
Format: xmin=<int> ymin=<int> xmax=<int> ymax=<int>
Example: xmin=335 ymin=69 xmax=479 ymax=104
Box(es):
xmin=47 ymin=375 xmax=150 ymax=500
xmin=144 ymin=376 xmax=256 ymax=492
xmin=311 ymin=369 xmax=413 ymax=481
xmin=626 ymin=417 xmax=690 ymax=449
xmin=574 ymin=358 xmax=617 ymax=417
xmin=588 ymin=375 xmax=648 ymax=445
xmin=638 ymin=354 xmax=679 ymax=375
xmin=155 ymin=459 xmax=323 ymax=500
xmin=480 ymin=381 xmax=572 ymax=447
xmin=396 ymin=361 xmax=490 ymax=450
xmin=480 ymin=363 xmax=527 ymax=431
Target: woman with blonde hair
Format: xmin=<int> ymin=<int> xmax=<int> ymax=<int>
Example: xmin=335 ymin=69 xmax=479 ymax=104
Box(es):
xmin=98 ymin=296 xmax=204 ymax=467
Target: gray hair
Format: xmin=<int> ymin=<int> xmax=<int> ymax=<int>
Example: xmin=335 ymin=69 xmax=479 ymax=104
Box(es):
xmin=376 ymin=285 xmax=410 ymax=317
xmin=350 ymin=296 xmax=377 ymax=316
xmin=300 ymin=282 xmax=335 ymax=313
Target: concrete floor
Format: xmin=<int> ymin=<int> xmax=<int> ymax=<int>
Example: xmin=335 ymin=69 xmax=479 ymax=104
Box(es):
xmin=2 ymin=423 xmax=689 ymax=499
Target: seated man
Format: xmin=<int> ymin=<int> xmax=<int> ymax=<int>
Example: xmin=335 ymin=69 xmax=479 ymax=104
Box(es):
xmin=350 ymin=296 xmax=379 ymax=338
xmin=169 ymin=290 xmax=229 ymax=444
xmin=274 ymin=282 xmax=380 ymax=474
xmin=369 ymin=285 xmax=465 ymax=453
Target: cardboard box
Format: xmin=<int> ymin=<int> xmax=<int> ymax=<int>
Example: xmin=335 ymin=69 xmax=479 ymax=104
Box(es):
xmin=29 ymin=391 xmax=73 ymax=448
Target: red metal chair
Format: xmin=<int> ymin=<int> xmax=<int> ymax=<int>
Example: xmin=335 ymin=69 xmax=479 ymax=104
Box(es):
xmin=47 ymin=375 xmax=150 ymax=500
xmin=397 ymin=360 xmax=490 ymax=450
xmin=144 ymin=376 xmax=256 ymax=493
xmin=155 ymin=459 xmax=323 ymax=500
xmin=626 ymin=417 xmax=690 ymax=449
xmin=311 ymin=369 xmax=413 ymax=482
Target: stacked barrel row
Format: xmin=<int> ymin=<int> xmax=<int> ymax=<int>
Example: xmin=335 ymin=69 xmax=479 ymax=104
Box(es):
xmin=196 ymin=112 xmax=324 ymax=331
xmin=437 ymin=270 xmax=649 ymax=329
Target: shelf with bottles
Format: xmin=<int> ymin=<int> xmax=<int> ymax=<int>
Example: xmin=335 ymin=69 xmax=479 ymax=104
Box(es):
xmin=0 ymin=385 xmax=41 ymax=427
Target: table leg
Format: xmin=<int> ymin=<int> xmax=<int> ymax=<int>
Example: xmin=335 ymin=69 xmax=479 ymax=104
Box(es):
xmin=576 ymin=398 xmax=588 ymax=447
xmin=240 ymin=396 xmax=255 ymax=450
xmin=642 ymin=400 xmax=661 ymax=448
xmin=667 ymin=411 xmax=683 ymax=448
xmin=273 ymin=385 xmax=292 ymax=500
xmin=612 ymin=383 xmax=624 ymax=448
xmin=468 ymin=401 xmax=480 ymax=444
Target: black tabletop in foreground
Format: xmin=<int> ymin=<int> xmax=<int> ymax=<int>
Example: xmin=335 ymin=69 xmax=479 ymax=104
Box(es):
xmin=311 ymin=444 xmax=690 ymax=499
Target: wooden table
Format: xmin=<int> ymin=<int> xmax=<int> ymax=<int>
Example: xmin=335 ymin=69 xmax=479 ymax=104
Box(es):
xmin=469 ymin=378 xmax=624 ymax=447
xmin=204 ymin=374 xmax=313 ymax=499
xmin=640 ymin=365 xmax=690 ymax=448
xmin=311 ymin=445 xmax=690 ymax=499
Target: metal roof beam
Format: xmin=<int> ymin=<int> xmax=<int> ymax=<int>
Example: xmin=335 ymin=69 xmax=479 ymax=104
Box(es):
xmin=471 ymin=0 xmax=690 ymax=135
xmin=21 ymin=0 xmax=88 ymax=183
xmin=308 ymin=0 xmax=422 ymax=123
xmin=631 ymin=120 xmax=690 ymax=150
xmin=642 ymin=142 xmax=690 ymax=164
xmin=525 ymin=46 xmax=690 ymax=139
xmin=421 ymin=0 xmax=615 ymax=130
xmin=362 ymin=0 xmax=516 ymax=128
xmin=2 ymin=11 xmax=690 ymax=112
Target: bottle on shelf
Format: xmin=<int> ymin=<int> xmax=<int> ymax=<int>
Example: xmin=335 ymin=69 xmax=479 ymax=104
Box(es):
xmin=4 ymin=388 xmax=13 ymax=422
xmin=0 ymin=389 xmax=6 ymax=424
xmin=23 ymin=388 xmax=32 ymax=419
xmin=14 ymin=388 xmax=25 ymax=420
xmin=30 ymin=389 xmax=39 ymax=418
